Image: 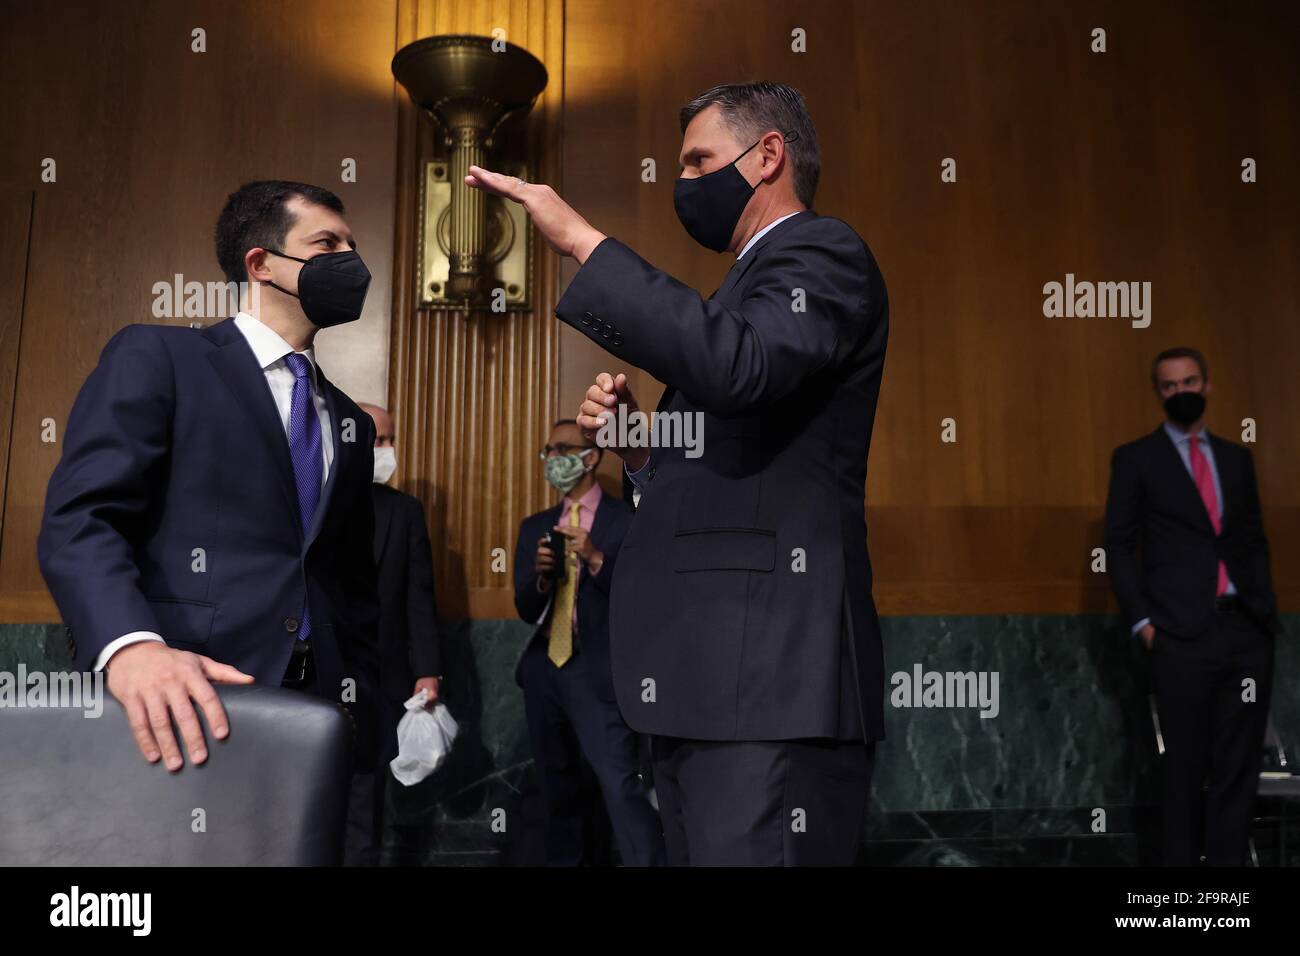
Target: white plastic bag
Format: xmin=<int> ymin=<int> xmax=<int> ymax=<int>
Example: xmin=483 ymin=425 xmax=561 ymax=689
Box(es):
xmin=389 ymin=688 xmax=459 ymax=786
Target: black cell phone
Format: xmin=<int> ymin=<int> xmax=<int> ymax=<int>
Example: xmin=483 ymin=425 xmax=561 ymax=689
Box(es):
xmin=546 ymin=529 xmax=567 ymax=582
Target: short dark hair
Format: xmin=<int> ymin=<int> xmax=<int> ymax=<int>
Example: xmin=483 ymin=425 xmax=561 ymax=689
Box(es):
xmin=1151 ymin=347 xmax=1208 ymax=390
xmin=215 ymin=180 xmax=345 ymax=284
xmin=679 ymin=82 xmax=821 ymax=207
xmin=552 ymin=418 xmax=579 ymax=430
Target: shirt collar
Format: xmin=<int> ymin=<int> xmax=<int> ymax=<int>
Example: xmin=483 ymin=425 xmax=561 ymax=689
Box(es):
xmin=234 ymin=311 xmax=320 ymax=381
xmin=1163 ymin=419 xmax=1210 ymax=445
xmin=737 ymin=211 xmax=802 ymax=260
xmin=563 ymin=480 xmax=603 ymax=514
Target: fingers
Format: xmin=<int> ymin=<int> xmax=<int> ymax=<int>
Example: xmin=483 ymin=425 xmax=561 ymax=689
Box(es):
xmin=578 ymin=394 xmax=613 ymax=436
xmin=595 ymin=371 xmax=614 ymax=393
xmin=165 ymin=684 xmax=209 ymax=766
xmin=144 ymin=690 xmax=184 ymax=772
xmin=586 ymin=382 xmax=617 ymax=408
xmin=199 ymin=656 xmax=255 ymax=686
xmin=464 ymin=165 xmax=533 ymax=204
xmin=124 ymin=696 xmax=162 ymax=765
xmin=613 ymin=376 xmax=637 ymax=410
xmin=189 ymin=668 xmax=232 ymax=739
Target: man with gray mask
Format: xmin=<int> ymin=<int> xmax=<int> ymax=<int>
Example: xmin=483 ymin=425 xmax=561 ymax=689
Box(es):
xmin=511 ymin=419 xmax=665 ymax=866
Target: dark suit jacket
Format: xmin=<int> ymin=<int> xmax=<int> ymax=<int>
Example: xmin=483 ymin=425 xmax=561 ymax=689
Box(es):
xmin=512 ymin=490 xmax=631 ymax=700
xmin=1104 ymin=425 xmax=1281 ymax=639
xmin=554 ymin=210 xmax=889 ymax=742
xmin=38 ymin=318 xmax=380 ymax=703
xmin=372 ymin=483 xmax=442 ymax=702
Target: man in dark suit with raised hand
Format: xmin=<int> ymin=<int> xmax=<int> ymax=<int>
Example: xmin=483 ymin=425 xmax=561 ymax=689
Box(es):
xmin=1105 ymin=347 xmax=1281 ymax=865
xmin=469 ymin=82 xmax=888 ymax=865
xmin=39 ymin=180 xmax=380 ymax=773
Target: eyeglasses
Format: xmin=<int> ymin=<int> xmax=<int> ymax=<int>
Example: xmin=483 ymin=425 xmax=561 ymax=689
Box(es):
xmin=540 ymin=443 xmax=597 ymax=459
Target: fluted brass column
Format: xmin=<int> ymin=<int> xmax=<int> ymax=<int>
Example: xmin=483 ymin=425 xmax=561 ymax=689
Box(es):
xmin=446 ymin=124 xmax=487 ymax=301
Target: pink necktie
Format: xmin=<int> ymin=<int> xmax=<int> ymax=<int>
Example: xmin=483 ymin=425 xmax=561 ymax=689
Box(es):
xmin=1188 ymin=435 xmax=1229 ymax=597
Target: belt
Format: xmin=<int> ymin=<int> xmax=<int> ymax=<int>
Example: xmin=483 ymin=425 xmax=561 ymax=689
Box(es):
xmin=1214 ymin=595 xmax=1241 ymax=612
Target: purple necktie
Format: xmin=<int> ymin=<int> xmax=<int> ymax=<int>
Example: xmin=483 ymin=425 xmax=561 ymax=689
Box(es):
xmin=284 ymin=353 xmax=322 ymax=641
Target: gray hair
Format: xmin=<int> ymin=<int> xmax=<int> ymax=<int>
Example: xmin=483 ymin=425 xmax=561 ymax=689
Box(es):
xmin=679 ymin=82 xmax=821 ymax=207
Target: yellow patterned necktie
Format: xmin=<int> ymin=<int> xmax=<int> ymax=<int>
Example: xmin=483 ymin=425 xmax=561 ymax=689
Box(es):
xmin=547 ymin=501 xmax=581 ymax=666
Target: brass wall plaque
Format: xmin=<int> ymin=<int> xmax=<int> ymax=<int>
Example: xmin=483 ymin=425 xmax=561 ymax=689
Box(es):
xmin=418 ymin=159 xmax=532 ymax=310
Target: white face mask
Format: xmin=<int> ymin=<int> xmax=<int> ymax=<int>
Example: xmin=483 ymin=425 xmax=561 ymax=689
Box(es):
xmin=373 ymin=445 xmax=397 ymax=484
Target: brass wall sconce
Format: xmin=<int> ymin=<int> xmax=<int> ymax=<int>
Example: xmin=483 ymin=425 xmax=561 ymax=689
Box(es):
xmin=392 ymin=34 xmax=548 ymax=312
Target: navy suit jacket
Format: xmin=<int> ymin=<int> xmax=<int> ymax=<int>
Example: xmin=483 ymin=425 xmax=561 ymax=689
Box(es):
xmin=512 ymin=490 xmax=631 ymax=700
xmin=38 ymin=318 xmax=380 ymax=704
xmin=554 ymin=211 xmax=889 ymax=742
xmin=1104 ymin=425 xmax=1281 ymax=639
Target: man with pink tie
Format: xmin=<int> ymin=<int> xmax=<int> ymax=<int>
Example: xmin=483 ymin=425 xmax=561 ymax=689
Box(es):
xmin=1105 ymin=347 xmax=1282 ymax=865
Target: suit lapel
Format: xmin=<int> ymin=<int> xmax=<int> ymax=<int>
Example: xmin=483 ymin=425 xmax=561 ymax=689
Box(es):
xmin=204 ymin=319 xmax=300 ymax=532
xmin=715 ymin=209 xmax=818 ymax=302
xmin=307 ymin=371 xmax=347 ymax=548
xmin=1153 ymin=426 xmax=1214 ymax=533
xmin=650 ymin=215 xmax=816 ymax=440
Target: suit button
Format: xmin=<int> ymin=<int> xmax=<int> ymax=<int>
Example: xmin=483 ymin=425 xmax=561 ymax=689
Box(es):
xmin=602 ymin=329 xmax=611 ymax=338
xmin=584 ymin=311 xmax=593 ymax=319
xmin=581 ymin=316 xmax=591 ymax=326
xmin=284 ymin=617 xmax=299 ymax=633
xmin=612 ymin=332 xmax=623 ymax=345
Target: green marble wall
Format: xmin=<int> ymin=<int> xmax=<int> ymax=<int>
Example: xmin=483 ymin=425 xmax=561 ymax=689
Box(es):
xmin=5 ymin=615 xmax=1297 ymax=865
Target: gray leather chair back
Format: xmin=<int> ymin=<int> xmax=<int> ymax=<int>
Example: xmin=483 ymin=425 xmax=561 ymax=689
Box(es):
xmin=0 ymin=683 xmax=352 ymax=865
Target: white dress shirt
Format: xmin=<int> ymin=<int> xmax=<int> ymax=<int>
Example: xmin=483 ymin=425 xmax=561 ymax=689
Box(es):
xmin=95 ymin=313 xmax=334 ymax=670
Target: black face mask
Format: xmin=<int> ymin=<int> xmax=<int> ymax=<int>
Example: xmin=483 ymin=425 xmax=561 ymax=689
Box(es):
xmin=1163 ymin=390 xmax=1207 ymax=427
xmin=673 ymin=132 xmax=798 ymax=253
xmin=264 ymin=248 xmax=372 ymax=328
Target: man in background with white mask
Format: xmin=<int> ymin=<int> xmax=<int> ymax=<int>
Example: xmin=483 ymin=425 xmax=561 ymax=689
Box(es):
xmin=348 ymin=403 xmax=443 ymax=865
xmin=511 ymin=419 xmax=665 ymax=866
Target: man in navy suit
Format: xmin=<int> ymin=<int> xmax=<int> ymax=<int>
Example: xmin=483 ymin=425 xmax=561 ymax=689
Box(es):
xmin=1105 ymin=347 xmax=1281 ymax=865
xmin=472 ymin=82 xmax=888 ymax=865
xmin=512 ymin=420 xmax=665 ymax=866
xmin=38 ymin=180 xmax=380 ymax=773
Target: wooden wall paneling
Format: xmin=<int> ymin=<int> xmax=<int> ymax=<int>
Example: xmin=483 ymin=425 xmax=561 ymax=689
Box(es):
xmin=0 ymin=0 xmax=400 ymax=620
xmin=558 ymin=0 xmax=1300 ymax=614
xmin=0 ymin=192 xmax=38 ymax=619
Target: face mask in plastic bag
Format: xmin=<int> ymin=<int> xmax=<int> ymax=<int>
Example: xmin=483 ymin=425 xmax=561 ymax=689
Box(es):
xmin=389 ymin=688 xmax=459 ymax=786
